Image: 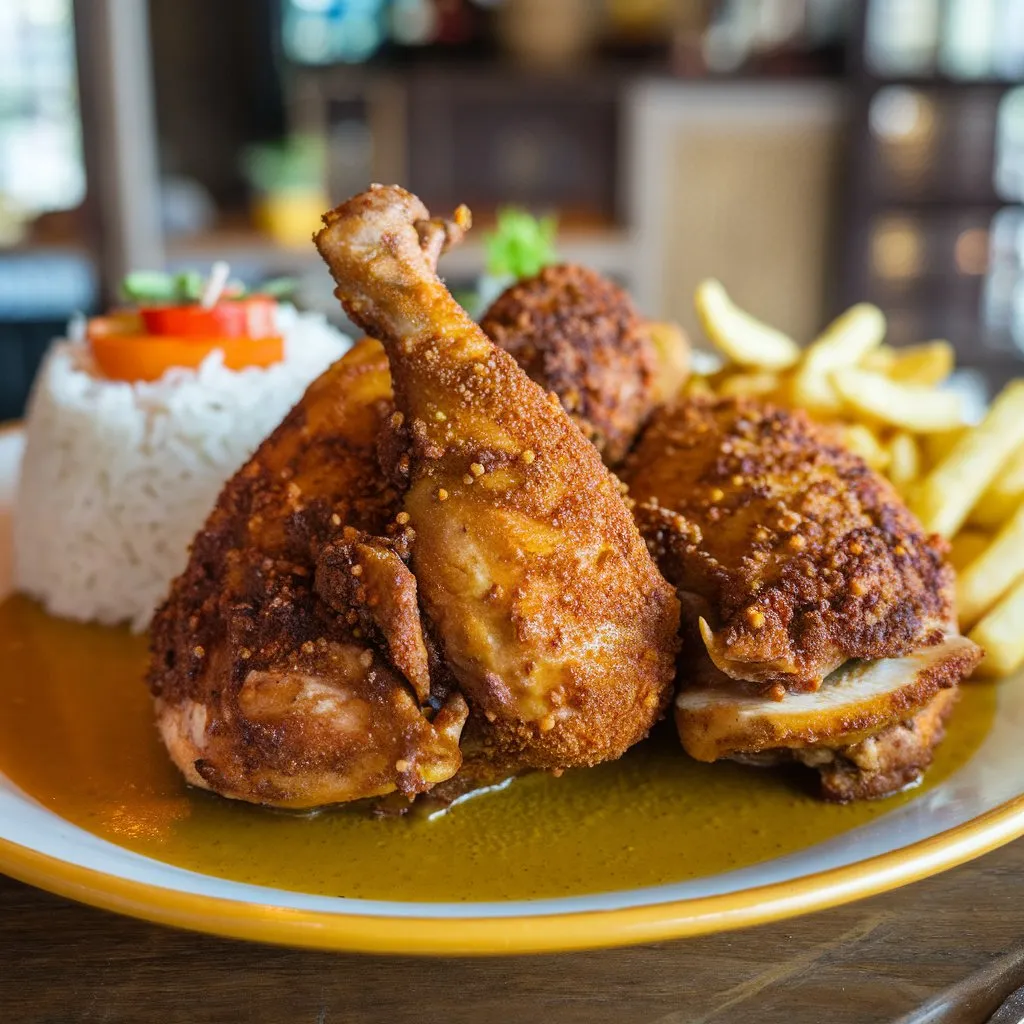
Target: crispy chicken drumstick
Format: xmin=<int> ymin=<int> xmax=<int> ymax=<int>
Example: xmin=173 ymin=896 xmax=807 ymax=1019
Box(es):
xmin=314 ymin=185 xmax=679 ymax=781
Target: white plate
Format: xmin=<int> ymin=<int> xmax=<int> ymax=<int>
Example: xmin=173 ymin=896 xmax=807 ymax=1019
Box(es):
xmin=1 ymin=425 xmax=1022 ymax=955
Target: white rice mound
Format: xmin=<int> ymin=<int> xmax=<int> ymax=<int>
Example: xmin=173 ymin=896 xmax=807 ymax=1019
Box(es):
xmin=14 ymin=308 xmax=351 ymax=631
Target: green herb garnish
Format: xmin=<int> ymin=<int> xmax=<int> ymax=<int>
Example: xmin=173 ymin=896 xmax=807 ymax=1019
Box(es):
xmin=242 ymin=135 xmax=326 ymax=194
xmin=121 ymin=271 xmax=178 ymax=303
xmin=258 ymin=277 xmax=298 ymax=299
xmin=483 ymin=208 xmax=558 ymax=281
xmin=174 ymin=271 xmax=204 ymax=302
xmin=118 ymin=270 xmax=297 ymax=305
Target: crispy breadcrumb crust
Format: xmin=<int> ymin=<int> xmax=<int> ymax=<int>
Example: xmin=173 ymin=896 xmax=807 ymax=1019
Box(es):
xmin=314 ymin=186 xmax=680 ymax=776
xmin=148 ymin=341 xmax=468 ymax=808
xmin=624 ymin=398 xmax=955 ymax=693
xmin=149 ymin=186 xmax=682 ymax=811
xmin=812 ymin=685 xmax=960 ymax=801
xmin=480 ymin=264 xmax=660 ymax=465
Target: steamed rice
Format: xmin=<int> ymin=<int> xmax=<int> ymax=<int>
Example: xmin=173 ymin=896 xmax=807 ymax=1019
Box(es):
xmin=14 ymin=308 xmax=351 ymax=631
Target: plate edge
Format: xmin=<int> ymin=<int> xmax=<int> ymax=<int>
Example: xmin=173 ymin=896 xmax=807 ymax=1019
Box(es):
xmin=2 ymin=791 xmax=1023 ymax=955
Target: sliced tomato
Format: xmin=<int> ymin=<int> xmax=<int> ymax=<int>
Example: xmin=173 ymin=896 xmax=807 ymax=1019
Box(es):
xmin=138 ymin=297 xmax=278 ymax=339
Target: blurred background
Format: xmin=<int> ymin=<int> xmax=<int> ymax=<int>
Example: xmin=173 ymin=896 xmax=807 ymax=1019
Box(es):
xmin=2 ymin=0 xmax=1024 ymax=418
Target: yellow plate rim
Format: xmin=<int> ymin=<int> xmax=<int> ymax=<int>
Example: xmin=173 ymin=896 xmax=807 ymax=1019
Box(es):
xmin=2 ymin=791 xmax=1023 ymax=955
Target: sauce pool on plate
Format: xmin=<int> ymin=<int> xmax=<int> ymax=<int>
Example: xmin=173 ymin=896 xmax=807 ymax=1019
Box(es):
xmin=0 ymin=596 xmax=996 ymax=903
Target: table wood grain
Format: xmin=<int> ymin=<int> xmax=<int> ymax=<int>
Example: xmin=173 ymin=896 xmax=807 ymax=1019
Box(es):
xmin=3 ymin=838 xmax=1024 ymax=1024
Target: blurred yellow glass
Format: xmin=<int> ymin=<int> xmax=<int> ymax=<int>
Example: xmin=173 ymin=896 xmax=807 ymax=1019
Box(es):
xmin=253 ymin=189 xmax=330 ymax=248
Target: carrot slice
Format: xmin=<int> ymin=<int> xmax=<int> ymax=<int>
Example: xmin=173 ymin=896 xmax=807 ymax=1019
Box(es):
xmin=89 ymin=331 xmax=284 ymax=382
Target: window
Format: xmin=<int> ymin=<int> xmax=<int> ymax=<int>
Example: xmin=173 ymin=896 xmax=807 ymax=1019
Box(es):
xmin=0 ymin=0 xmax=84 ymax=218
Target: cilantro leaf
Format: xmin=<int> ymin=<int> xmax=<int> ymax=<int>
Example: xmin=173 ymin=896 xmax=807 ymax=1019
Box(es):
xmin=484 ymin=208 xmax=558 ymax=280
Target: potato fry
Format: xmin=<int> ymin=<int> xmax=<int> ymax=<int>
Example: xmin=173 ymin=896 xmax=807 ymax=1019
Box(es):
xmin=702 ymin=365 xmax=736 ymax=391
xmin=648 ymin=321 xmax=691 ymax=403
xmin=681 ymin=374 xmax=716 ymax=400
xmin=969 ymin=575 xmax=1024 ymax=677
xmin=948 ymin=528 xmax=993 ymax=573
xmin=956 ymin=502 xmax=1024 ymax=627
xmin=968 ymin=443 xmax=1024 ymax=529
xmin=841 ymin=423 xmax=890 ymax=470
xmin=791 ymin=304 xmax=885 ymax=415
xmin=858 ymin=345 xmax=897 ymax=374
xmin=718 ymin=371 xmax=781 ymax=399
xmin=887 ymin=341 xmax=955 ymax=387
xmin=832 ymin=368 xmax=965 ymax=434
xmin=887 ymin=431 xmax=921 ymax=491
xmin=694 ymin=279 xmax=800 ymax=371
xmin=911 ymin=381 xmax=1024 ymax=538
xmin=922 ymin=427 xmax=967 ymax=470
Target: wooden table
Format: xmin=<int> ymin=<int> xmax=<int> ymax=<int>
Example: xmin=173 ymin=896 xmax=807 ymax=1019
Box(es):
xmin=3 ymin=839 xmax=1023 ymax=1024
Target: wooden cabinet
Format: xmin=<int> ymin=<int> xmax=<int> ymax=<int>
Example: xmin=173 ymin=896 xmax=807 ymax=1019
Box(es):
xmin=626 ymin=82 xmax=845 ymax=339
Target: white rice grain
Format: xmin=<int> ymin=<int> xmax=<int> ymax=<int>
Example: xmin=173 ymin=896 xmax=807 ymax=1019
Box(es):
xmin=14 ymin=309 xmax=351 ymax=631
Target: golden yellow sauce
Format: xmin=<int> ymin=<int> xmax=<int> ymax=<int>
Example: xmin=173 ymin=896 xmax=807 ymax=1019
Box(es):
xmin=0 ymin=595 xmax=996 ymax=902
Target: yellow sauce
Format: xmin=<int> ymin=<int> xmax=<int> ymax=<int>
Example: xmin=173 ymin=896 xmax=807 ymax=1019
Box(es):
xmin=0 ymin=595 xmax=996 ymax=902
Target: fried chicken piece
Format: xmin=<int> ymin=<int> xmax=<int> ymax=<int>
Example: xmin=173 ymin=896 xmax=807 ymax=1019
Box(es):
xmin=480 ymin=264 xmax=663 ymax=464
xmin=314 ymin=185 xmax=679 ymax=778
xmin=623 ymin=396 xmax=980 ymax=800
xmin=676 ymin=633 xmax=980 ymax=799
xmin=811 ymin=686 xmax=960 ymax=801
xmin=148 ymin=340 xmax=468 ymax=809
xmin=721 ymin=688 xmax=962 ymax=802
xmin=623 ymin=398 xmax=954 ymax=694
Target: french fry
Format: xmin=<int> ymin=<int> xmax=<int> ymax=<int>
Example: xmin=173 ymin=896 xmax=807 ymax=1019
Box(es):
xmin=859 ymin=345 xmax=897 ymax=374
xmin=887 ymin=341 xmax=955 ymax=387
xmin=887 ymin=431 xmax=921 ymax=491
xmin=702 ymin=365 xmax=736 ymax=391
xmin=681 ymin=374 xmax=716 ymax=400
xmin=694 ymin=279 xmax=801 ymax=371
xmin=969 ymin=575 xmax=1024 ymax=677
xmin=956 ymin=502 xmax=1024 ymax=627
xmin=911 ymin=381 xmax=1024 ymax=538
xmin=648 ymin=321 xmax=691 ymax=403
xmin=948 ymin=528 xmax=993 ymax=573
xmin=832 ymin=368 xmax=965 ymax=434
xmin=841 ymin=424 xmax=890 ymax=470
xmin=969 ymin=443 xmax=1024 ymax=530
xmin=718 ymin=371 xmax=781 ymax=399
xmin=922 ymin=427 xmax=967 ymax=470
xmin=791 ymin=304 xmax=885 ymax=415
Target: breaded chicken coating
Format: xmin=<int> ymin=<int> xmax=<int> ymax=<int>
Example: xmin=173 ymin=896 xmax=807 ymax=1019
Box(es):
xmin=149 ymin=186 xmax=681 ymax=811
xmin=623 ymin=398 xmax=955 ymax=694
xmin=314 ymin=186 xmax=680 ymax=781
xmin=481 ymin=264 xmax=661 ymax=465
xmin=148 ymin=341 xmax=468 ymax=808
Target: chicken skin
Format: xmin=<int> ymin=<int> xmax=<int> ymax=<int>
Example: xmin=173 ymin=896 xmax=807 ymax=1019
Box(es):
xmin=150 ymin=186 xmax=679 ymax=810
xmin=480 ymin=264 xmax=663 ymax=465
xmin=623 ymin=398 xmax=955 ymax=694
xmin=622 ymin=396 xmax=981 ymax=800
xmin=314 ymin=185 xmax=679 ymax=780
xmin=148 ymin=340 xmax=468 ymax=808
